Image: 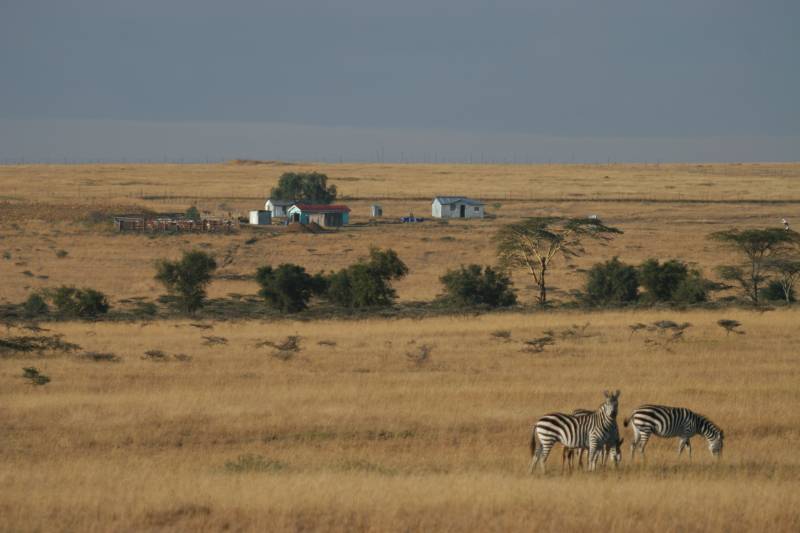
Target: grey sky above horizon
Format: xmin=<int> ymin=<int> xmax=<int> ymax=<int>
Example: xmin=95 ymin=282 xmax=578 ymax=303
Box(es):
xmin=2 ymin=0 xmax=798 ymax=162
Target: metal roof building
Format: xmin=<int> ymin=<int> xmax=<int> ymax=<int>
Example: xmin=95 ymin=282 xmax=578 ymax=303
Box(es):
xmin=431 ymin=196 xmax=485 ymax=219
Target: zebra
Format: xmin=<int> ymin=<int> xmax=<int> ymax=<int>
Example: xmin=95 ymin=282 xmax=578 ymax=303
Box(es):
xmin=562 ymin=408 xmax=624 ymax=470
xmin=624 ymin=404 xmax=724 ymax=462
xmin=529 ymin=390 xmax=621 ymax=473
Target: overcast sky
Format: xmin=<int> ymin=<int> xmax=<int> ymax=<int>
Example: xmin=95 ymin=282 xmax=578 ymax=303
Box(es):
xmin=1 ymin=0 xmax=798 ymax=162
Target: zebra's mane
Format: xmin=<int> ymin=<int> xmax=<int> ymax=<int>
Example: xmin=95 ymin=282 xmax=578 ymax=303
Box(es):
xmin=696 ymin=413 xmax=722 ymax=438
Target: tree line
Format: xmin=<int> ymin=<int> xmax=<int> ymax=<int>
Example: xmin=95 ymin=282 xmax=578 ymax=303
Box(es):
xmin=16 ymin=217 xmax=800 ymax=319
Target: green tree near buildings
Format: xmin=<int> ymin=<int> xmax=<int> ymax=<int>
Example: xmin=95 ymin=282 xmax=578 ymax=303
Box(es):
xmin=270 ymin=172 xmax=337 ymax=204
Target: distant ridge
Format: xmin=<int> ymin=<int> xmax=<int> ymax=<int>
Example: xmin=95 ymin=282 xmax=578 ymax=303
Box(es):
xmin=227 ymin=159 xmax=296 ymax=166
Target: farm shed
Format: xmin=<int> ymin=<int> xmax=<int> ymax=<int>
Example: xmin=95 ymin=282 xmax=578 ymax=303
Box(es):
xmin=287 ymin=204 xmax=351 ymax=228
xmin=249 ymin=210 xmax=272 ymax=225
xmin=431 ymin=196 xmax=485 ymax=219
xmin=370 ymin=204 xmax=383 ymax=217
xmin=264 ymin=199 xmax=294 ymax=218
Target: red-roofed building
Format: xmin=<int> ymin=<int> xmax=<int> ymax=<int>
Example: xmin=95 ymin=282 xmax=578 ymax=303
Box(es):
xmin=286 ymin=204 xmax=351 ymax=227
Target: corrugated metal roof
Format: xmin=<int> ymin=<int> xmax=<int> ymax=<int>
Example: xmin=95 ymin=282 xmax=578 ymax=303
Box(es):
xmin=266 ymin=199 xmax=295 ymax=206
xmin=433 ymin=196 xmax=484 ymax=206
xmin=291 ymin=204 xmax=351 ymax=213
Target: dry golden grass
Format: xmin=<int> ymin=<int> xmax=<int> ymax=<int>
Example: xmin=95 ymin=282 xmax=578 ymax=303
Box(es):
xmin=2 ymin=309 xmax=799 ymax=531
xmin=2 ymin=162 xmax=800 ymax=531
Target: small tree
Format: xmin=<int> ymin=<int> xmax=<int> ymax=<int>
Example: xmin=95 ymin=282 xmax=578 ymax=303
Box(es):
xmin=439 ymin=264 xmax=516 ymax=308
xmin=638 ymin=259 xmax=689 ymax=302
xmin=584 ymin=257 xmax=639 ymax=306
xmin=325 ymin=247 xmax=408 ymax=308
xmin=256 ymin=264 xmax=325 ymax=312
xmin=49 ymin=286 xmax=110 ymax=318
xmin=710 ymin=228 xmax=799 ymax=304
xmin=155 ymin=250 xmax=217 ymax=314
xmin=185 ymin=205 xmax=201 ymax=222
xmin=496 ymin=217 xmax=622 ymax=305
xmin=270 ymin=171 xmax=337 ymax=204
xmin=764 ymin=258 xmax=800 ymax=304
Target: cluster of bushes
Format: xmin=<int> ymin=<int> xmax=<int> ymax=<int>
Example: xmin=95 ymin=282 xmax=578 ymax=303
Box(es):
xmin=256 ymin=247 xmax=410 ymax=312
xmin=584 ymin=257 xmax=712 ymax=307
xmin=23 ymin=286 xmax=110 ymax=319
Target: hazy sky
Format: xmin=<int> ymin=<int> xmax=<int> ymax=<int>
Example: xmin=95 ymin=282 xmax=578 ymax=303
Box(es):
xmin=1 ymin=0 xmax=798 ymax=162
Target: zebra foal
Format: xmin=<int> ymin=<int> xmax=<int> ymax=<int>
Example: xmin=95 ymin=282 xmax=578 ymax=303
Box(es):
xmin=624 ymin=404 xmax=724 ymax=461
xmin=529 ymin=390 xmax=621 ymax=473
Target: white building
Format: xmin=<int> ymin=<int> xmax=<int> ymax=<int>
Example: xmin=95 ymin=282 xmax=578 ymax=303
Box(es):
xmin=431 ymin=196 xmax=485 ymax=219
xmin=249 ymin=210 xmax=271 ymax=225
xmin=264 ymin=199 xmax=294 ymax=218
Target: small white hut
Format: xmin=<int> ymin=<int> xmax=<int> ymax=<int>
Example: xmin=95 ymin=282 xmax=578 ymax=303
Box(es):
xmin=431 ymin=196 xmax=485 ymax=219
xmin=264 ymin=199 xmax=294 ymax=218
xmin=249 ymin=210 xmax=271 ymax=225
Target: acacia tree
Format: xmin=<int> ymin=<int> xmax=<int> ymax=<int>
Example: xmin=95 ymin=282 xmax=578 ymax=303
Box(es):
xmin=709 ymin=228 xmax=799 ymax=304
xmin=765 ymin=258 xmax=800 ymax=304
xmin=496 ymin=217 xmax=622 ymax=305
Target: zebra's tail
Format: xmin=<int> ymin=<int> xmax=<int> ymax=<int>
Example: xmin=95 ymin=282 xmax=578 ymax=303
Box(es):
xmin=530 ymin=427 xmax=538 ymax=457
xmin=623 ymin=416 xmax=631 ymax=427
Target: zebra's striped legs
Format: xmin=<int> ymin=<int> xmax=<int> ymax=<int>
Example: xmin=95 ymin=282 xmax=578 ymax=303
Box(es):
xmin=529 ymin=442 xmax=552 ymax=473
xmin=632 ymin=431 xmax=651 ymax=464
xmin=536 ymin=444 xmax=553 ymax=473
xmin=678 ymin=438 xmax=692 ymax=460
xmin=588 ymin=445 xmax=601 ymax=471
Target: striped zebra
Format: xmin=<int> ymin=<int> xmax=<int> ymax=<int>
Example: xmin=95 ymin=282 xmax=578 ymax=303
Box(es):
xmin=624 ymin=404 xmax=724 ymax=461
xmin=562 ymin=409 xmax=624 ymax=469
xmin=529 ymin=390 xmax=621 ymax=473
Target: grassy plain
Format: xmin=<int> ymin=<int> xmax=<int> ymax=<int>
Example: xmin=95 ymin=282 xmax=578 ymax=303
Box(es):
xmin=1 ymin=162 xmax=800 ymax=531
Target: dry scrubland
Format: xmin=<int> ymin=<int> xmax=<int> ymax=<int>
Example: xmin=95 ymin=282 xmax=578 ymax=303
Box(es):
xmin=2 ymin=162 xmax=800 ymax=531
xmin=2 ymin=310 xmax=800 ymax=531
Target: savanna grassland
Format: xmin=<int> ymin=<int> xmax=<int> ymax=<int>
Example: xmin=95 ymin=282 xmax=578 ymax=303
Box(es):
xmin=2 ymin=162 xmax=800 ymax=532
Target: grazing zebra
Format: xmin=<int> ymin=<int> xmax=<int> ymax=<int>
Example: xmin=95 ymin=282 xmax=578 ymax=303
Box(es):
xmin=529 ymin=390 xmax=621 ymax=473
xmin=624 ymin=404 xmax=724 ymax=461
xmin=562 ymin=409 xmax=624 ymax=470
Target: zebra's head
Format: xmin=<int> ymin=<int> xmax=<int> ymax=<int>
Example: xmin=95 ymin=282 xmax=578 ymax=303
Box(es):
xmin=602 ymin=389 xmax=621 ymax=418
xmin=709 ymin=429 xmax=724 ymax=457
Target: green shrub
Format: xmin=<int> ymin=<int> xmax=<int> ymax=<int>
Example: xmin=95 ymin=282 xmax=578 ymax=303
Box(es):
xmin=155 ymin=250 xmax=217 ymax=314
xmin=762 ymin=280 xmax=795 ymax=302
xmin=671 ymin=270 xmax=710 ymax=304
xmin=584 ymin=257 xmax=638 ymax=306
xmin=439 ymin=264 xmax=516 ymax=307
xmin=255 ymin=264 xmax=325 ymax=312
xmin=185 ymin=206 xmax=201 ymax=221
xmin=50 ymin=286 xmax=110 ymax=318
xmin=22 ymin=292 xmax=49 ymax=317
xmin=325 ymin=248 xmax=408 ymax=308
xmin=638 ymin=259 xmax=689 ymax=302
